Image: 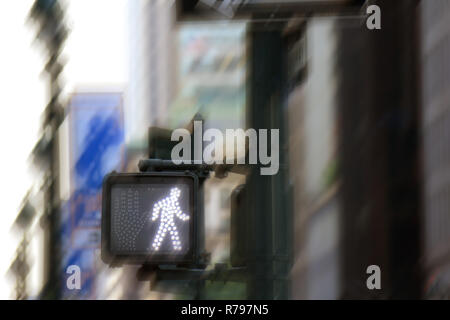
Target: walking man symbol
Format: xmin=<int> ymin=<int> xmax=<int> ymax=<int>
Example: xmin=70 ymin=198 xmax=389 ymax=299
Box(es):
xmin=151 ymin=187 xmax=189 ymax=251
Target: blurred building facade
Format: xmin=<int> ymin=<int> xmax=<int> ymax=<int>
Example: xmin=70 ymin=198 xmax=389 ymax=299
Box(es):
xmin=289 ymin=0 xmax=423 ymax=299
xmin=127 ymin=0 xmax=178 ymax=148
xmin=420 ymin=0 xmax=450 ymax=299
xmin=288 ymin=18 xmax=341 ymax=299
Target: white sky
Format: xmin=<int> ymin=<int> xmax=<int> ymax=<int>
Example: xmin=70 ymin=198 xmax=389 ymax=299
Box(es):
xmin=0 ymin=0 xmax=127 ymax=299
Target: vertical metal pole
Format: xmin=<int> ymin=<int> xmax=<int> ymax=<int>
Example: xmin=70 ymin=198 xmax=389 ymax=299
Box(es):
xmin=246 ymin=23 xmax=292 ymax=299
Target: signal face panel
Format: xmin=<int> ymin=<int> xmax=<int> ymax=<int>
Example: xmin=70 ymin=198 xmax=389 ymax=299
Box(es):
xmin=110 ymin=181 xmax=192 ymax=255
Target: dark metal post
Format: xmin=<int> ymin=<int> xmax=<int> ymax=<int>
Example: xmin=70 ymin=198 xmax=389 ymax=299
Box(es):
xmin=245 ymin=23 xmax=292 ymax=299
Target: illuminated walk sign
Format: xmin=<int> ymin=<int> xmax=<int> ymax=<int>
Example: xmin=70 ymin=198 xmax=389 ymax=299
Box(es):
xmin=150 ymin=187 xmax=190 ymax=252
xmin=101 ymin=172 xmax=198 ymax=265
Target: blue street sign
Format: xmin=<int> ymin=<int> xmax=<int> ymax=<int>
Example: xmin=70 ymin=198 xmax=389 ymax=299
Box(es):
xmin=69 ymin=92 xmax=125 ymax=229
xmin=60 ymin=92 xmax=125 ymax=299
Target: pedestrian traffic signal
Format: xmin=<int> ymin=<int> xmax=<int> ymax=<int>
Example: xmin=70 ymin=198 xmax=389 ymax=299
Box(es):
xmin=101 ymin=172 xmax=199 ymax=266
